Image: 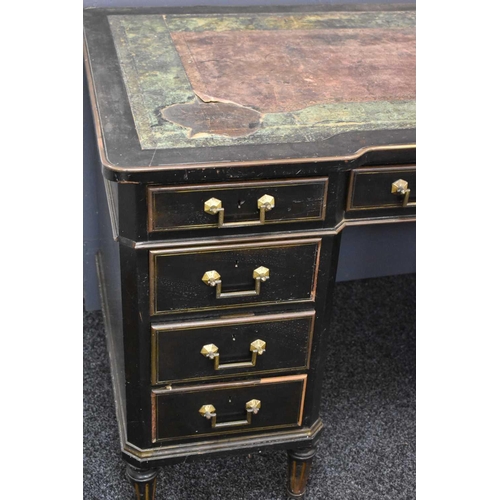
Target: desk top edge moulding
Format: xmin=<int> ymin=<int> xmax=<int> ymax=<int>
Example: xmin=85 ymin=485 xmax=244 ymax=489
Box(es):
xmin=84 ymin=4 xmax=415 ymax=499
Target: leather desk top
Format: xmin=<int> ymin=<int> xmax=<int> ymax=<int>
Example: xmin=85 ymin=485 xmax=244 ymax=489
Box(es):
xmin=83 ymin=4 xmax=415 ymax=179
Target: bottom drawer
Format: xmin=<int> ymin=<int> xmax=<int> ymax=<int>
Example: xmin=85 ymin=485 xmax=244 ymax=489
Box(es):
xmin=152 ymin=375 xmax=307 ymax=443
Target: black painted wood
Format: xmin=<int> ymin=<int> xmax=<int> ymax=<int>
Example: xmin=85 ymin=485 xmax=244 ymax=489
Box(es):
xmin=126 ymin=465 xmax=158 ymax=500
xmin=153 ymin=378 xmax=305 ymax=442
xmin=86 ymin=5 xmax=416 ymax=499
xmin=349 ymin=166 xmax=416 ymax=210
xmin=152 ymin=312 xmax=314 ymax=384
xmin=287 ymin=446 xmax=317 ymax=499
xmin=152 ymin=241 xmax=320 ymax=315
xmin=119 ymin=244 xmax=152 ymax=448
xmin=149 ymin=178 xmax=328 ymax=233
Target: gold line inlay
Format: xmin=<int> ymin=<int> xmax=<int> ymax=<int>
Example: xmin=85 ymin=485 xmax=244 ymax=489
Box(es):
xmin=347 ymin=165 xmax=416 ymax=211
xmin=150 ymin=239 xmax=321 ymax=316
xmin=151 ymin=311 xmax=315 ymax=385
xmin=148 ymin=177 xmax=328 ymax=232
xmin=152 ymin=375 xmax=307 ymax=442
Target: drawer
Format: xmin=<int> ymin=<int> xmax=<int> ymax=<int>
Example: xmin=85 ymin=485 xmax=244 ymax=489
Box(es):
xmin=150 ymin=238 xmax=321 ymax=315
xmin=151 ymin=311 xmax=315 ymax=384
xmin=147 ymin=178 xmax=328 ymax=232
xmin=151 ymin=375 xmax=307 ymax=442
xmin=347 ymin=165 xmax=416 ymax=211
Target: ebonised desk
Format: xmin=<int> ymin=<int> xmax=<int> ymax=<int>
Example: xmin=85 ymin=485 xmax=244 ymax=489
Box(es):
xmin=84 ymin=5 xmax=416 ymax=499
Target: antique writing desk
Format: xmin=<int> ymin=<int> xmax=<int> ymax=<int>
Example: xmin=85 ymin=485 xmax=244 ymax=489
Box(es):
xmin=84 ymin=4 xmax=415 ymax=499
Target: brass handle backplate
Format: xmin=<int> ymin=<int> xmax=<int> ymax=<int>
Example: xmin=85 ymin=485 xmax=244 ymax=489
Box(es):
xmin=202 ymin=266 xmax=270 ymax=299
xmin=199 ymin=399 xmax=262 ymax=429
xmin=204 ymin=194 xmax=275 ymax=228
xmin=201 ymin=339 xmax=267 ymax=370
xmin=391 ymin=179 xmax=411 ymax=207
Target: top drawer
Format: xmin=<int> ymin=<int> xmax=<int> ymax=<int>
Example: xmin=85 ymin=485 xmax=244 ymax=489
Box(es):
xmin=347 ymin=166 xmax=416 ymax=211
xmin=147 ymin=178 xmax=328 ymax=232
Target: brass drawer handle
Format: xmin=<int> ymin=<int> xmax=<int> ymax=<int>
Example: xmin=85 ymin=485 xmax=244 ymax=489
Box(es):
xmin=204 ymin=194 xmax=275 ymax=228
xmin=201 ymin=339 xmax=267 ymax=370
xmin=202 ymin=266 xmax=270 ymax=299
xmin=199 ymin=399 xmax=262 ymax=429
xmin=391 ymin=179 xmax=411 ymax=207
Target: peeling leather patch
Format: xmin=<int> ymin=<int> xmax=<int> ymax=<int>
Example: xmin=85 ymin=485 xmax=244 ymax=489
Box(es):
xmin=160 ymin=100 xmax=262 ymax=138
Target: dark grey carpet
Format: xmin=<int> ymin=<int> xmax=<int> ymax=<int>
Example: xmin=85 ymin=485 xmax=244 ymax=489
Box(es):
xmin=84 ymin=274 xmax=415 ymax=500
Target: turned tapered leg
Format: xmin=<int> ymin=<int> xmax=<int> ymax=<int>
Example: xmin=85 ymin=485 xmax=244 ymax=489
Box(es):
xmin=126 ymin=465 xmax=158 ymax=500
xmin=286 ymin=446 xmax=317 ymax=499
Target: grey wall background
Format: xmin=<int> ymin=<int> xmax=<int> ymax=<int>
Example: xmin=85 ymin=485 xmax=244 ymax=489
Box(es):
xmin=83 ymin=0 xmax=416 ymax=310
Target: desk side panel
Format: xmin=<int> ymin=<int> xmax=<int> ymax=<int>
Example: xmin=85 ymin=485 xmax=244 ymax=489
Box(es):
xmin=96 ymin=168 xmax=127 ymax=437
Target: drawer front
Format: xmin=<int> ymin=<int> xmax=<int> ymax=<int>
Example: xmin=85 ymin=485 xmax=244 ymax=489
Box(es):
xmin=152 ymin=375 xmax=307 ymax=442
xmin=150 ymin=239 xmax=321 ymax=315
xmin=147 ymin=178 xmax=328 ymax=232
xmin=151 ymin=311 xmax=315 ymax=384
xmin=347 ymin=166 xmax=416 ymax=210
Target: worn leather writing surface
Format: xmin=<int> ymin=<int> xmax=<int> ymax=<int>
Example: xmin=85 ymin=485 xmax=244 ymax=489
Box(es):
xmin=84 ymin=5 xmax=416 ymax=177
xmin=109 ymin=11 xmax=415 ymax=150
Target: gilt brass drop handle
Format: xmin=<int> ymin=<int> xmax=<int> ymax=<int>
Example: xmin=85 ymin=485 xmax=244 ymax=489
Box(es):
xmin=199 ymin=399 xmax=262 ymax=428
xmin=202 ymin=266 xmax=270 ymax=299
xmin=201 ymin=339 xmax=267 ymax=370
xmin=204 ymin=194 xmax=275 ymax=228
xmin=391 ymin=179 xmax=411 ymax=207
